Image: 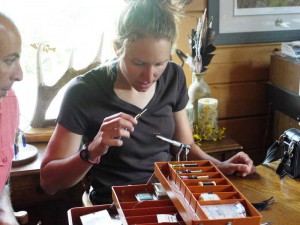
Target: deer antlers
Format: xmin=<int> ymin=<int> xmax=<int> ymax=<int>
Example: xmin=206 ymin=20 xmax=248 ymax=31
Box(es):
xmin=30 ymin=34 xmax=104 ymax=128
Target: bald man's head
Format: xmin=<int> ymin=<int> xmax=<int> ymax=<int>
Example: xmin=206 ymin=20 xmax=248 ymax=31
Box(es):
xmin=0 ymin=12 xmax=20 ymax=40
xmin=0 ymin=12 xmax=23 ymax=99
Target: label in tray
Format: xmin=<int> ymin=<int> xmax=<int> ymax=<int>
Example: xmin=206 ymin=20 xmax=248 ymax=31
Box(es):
xmin=135 ymin=192 xmax=155 ymax=201
xmin=201 ymin=202 xmax=247 ymax=219
xmin=157 ymin=214 xmax=178 ymax=223
xmin=80 ymin=209 xmax=121 ymax=225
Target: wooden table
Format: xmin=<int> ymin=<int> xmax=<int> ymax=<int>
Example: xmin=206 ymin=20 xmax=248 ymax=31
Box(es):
xmin=11 ymin=143 xmax=46 ymax=177
xmin=68 ymin=162 xmax=300 ymax=225
xmin=229 ymin=161 xmax=300 ymax=224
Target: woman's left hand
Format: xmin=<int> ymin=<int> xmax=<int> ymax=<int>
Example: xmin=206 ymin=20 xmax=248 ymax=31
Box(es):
xmin=217 ymin=151 xmax=256 ymax=177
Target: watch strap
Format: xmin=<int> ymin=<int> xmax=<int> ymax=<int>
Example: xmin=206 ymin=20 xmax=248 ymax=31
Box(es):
xmin=88 ymin=156 xmax=101 ymax=165
xmin=81 ymin=143 xmax=101 ymax=165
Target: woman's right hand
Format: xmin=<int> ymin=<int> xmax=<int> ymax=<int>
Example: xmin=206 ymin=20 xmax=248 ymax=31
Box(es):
xmin=88 ymin=112 xmax=137 ymax=159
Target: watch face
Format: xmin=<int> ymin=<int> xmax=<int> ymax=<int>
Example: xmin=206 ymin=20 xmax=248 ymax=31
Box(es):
xmin=80 ymin=149 xmax=89 ymax=161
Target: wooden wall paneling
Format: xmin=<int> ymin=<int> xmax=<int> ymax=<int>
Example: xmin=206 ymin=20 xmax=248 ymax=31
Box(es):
xmin=270 ymin=55 xmax=300 ymax=92
xmin=273 ymin=111 xmax=300 ymax=141
xmin=218 ymin=116 xmax=272 ymax=164
xmin=204 ymin=44 xmax=277 ymax=157
xmin=174 ymin=0 xmax=275 ymax=161
xmin=209 ymin=44 xmax=278 ymax=65
xmin=205 ymin=44 xmax=279 ymax=85
xmin=205 ymin=62 xmax=270 ymax=84
xmin=269 ymin=55 xmax=300 ymax=140
xmin=210 ymin=81 xmax=268 ymax=119
xmin=183 ymin=0 xmax=206 ymax=12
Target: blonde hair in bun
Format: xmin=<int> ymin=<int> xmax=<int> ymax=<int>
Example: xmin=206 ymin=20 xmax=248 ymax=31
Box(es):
xmin=114 ymin=0 xmax=185 ymax=54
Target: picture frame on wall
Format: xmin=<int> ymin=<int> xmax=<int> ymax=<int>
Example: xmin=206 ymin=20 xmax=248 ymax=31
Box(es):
xmin=208 ymin=0 xmax=300 ymax=45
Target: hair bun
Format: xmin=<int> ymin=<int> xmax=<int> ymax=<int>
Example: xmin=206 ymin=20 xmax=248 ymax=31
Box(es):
xmin=124 ymin=0 xmax=186 ymax=4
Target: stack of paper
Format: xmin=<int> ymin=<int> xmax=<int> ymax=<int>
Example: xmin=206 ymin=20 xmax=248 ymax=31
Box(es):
xmin=80 ymin=210 xmax=121 ymax=225
xmin=281 ymin=41 xmax=300 ymax=58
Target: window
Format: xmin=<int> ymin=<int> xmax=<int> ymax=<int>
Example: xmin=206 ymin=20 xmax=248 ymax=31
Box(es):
xmin=2 ymin=0 xmax=125 ymax=129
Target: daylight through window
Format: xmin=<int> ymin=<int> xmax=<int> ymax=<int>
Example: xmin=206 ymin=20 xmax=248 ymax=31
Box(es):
xmin=1 ymin=0 xmax=125 ymax=129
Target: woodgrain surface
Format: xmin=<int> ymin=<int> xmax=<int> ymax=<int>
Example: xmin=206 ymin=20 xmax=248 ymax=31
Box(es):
xmin=68 ymin=162 xmax=298 ymax=225
xmin=269 ymin=55 xmax=300 ymax=140
xmin=173 ymin=3 xmax=279 ymax=164
xmin=230 ymin=162 xmax=300 ymax=225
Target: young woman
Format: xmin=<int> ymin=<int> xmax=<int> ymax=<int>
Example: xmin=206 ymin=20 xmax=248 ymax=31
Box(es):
xmin=40 ymin=0 xmax=255 ymax=205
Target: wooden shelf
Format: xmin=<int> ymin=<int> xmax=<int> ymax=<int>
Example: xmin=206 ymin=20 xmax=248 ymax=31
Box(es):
xmin=12 ymin=144 xmax=38 ymax=168
xmin=23 ymin=127 xmax=54 ymax=143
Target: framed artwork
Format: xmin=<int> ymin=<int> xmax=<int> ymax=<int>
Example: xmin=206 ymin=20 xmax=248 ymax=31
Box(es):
xmin=208 ymin=0 xmax=300 ymax=45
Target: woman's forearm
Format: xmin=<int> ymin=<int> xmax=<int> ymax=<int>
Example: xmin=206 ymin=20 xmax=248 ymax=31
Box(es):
xmin=40 ymin=153 xmax=92 ymax=195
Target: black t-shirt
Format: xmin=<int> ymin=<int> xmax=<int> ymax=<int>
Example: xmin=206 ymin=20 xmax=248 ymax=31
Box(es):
xmin=58 ymin=60 xmax=189 ymax=191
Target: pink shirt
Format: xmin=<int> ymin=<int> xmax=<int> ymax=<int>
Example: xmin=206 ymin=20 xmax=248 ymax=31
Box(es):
xmin=0 ymin=89 xmax=19 ymax=192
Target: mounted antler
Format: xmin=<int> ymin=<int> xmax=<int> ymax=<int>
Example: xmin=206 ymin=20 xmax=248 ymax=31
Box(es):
xmin=30 ymin=34 xmax=104 ymax=128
